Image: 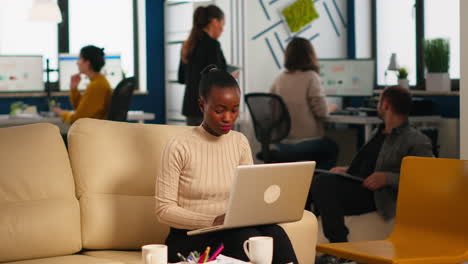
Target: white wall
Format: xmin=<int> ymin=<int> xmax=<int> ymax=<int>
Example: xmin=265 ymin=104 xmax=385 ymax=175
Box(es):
xmin=244 ymin=0 xmax=348 ymax=94
xmin=355 ymin=0 xmax=372 ymax=58
xmin=461 ymin=0 xmax=468 ymax=159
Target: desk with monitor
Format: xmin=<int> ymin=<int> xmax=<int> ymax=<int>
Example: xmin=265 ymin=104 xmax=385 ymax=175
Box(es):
xmin=326 ymin=114 xmax=442 ymax=142
xmin=0 ymin=111 xmax=155 ymax=134
xmin=0 ymin=55 xmax=44 ymax=92
xmin=319 ymin=59 xmax=375 ymax=97
xmin=58 ymin=53 xmax=124 ymax=90
xmin=319 ymin=59 xmax=441 ymax=144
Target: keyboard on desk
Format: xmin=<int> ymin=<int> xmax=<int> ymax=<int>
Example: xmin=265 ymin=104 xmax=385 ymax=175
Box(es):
xmin=330 ymin=110 xmax=353 ymax=115
xmin=331 ymin=107 xmax=377 ymax=116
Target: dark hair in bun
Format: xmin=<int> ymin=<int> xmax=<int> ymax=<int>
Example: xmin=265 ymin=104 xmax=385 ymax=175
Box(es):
xmin=80 ymin=45 xmax=106 ymax=72
xmin=198 ymin=64 xmax=239 ymax=99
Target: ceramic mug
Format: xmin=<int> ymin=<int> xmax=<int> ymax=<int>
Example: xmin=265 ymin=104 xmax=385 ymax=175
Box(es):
xmin=142 ymin=244 xmax=167 ymax=264
xmin=243 ymin=236 xmax=273 ymax=264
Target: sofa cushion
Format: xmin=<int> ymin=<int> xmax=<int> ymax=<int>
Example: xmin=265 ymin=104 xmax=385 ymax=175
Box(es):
xmin=0 ymin=124 xmax=82 ymax=262
xmin=3 ymin=254 xmax=125 ymax=264
xmin=83 ymin=251 xmax=141 ymax=264
xmin=317 ymin=211 xmax=394 ymax=245
xmin=68 ymin=119 xmax=189 ymax=249
xmin=278 ymin=211 xmax=318 ymax=264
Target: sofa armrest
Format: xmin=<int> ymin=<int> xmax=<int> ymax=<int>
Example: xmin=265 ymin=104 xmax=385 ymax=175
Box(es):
xmin=278 ymin=210 xmax=318 ymax=264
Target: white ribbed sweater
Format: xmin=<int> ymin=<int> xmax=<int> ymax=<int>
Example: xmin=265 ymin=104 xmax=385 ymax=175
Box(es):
xmin=155 ymin=126 xmax=253 ymax=230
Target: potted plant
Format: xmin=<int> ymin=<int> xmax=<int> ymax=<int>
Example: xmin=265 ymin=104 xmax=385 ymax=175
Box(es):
xmin=424 ymin=38 xmax=450 ymax=91
xmin=397 ymin=67 xmax=409 ymax=89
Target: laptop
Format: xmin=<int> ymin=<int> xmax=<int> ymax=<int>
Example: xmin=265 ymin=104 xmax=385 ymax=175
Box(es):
xmin=187 ymin=161 xmax=315 ymax=236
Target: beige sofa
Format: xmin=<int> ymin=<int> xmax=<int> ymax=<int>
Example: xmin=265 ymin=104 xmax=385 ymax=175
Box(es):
xmin=0 ymin=118 xmax=318 ymax=264
xmin=316 ymin=213 xmax=394 ymax=245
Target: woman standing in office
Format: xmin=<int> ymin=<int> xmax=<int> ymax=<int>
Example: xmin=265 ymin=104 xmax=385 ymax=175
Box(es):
xmin=53 ymin=45 xmax=112 ymax=124
xmin=271 ymin=37 xmax=338 ymax=170
xmin=156 ymin=66 xmax=298 ymax=263
xmin=178 ymin=5 xmax=231 ymax=126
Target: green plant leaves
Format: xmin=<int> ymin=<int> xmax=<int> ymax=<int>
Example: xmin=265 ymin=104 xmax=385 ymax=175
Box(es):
xmin=282 ymin=0 xmax=319 ymax=33
xmin=423 ymin=38 xmax=450 ymax=73
xmin=397 ymin=67 xmax=408 ymax=79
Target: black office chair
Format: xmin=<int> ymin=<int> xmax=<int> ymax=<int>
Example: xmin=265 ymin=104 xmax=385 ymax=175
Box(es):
xmin=244 ymin=93 xmax=291 ymax=163
xmin=245 ymin=93 xmax=339 ymax=168
xmin=420 ymin=128 xmax=439 ymax=157
xmin=108 ymin=77 xmax=135 ymax=122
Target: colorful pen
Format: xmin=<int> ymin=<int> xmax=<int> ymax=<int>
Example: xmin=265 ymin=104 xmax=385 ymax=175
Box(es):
xmin=190 ymin=252 xmax=197 ymax=261
xmin=208 ymin=244 xmax=224 ymax=261
xmin=203 ymin=247 xmax=210 ymax=263
xmin=187 ymin=256 xmax=196 ymax=263
xmin=197 ymin=248 xmax=207 ymax=263
xmin=177 ymin=252 xmax=187 ymax=262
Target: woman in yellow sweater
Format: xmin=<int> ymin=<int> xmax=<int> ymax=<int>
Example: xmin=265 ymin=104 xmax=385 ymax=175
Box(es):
xmin=53 ymin=45 xmax=112 ymax=124
xmin=156 ymin=65 xmax=298 ymax=263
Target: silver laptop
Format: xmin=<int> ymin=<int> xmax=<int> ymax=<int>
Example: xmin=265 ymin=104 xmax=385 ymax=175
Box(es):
xmin=187 ymin=161 xmax=315 ymax=236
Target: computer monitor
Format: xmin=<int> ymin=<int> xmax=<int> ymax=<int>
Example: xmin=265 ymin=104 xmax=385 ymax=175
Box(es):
xmin=0 ymin=55 xmax=44 ymax=92
xmin=319 ymin=59 xmax=375 ymax=96
xmin=58 ymin=53 xmax=124 ymax=91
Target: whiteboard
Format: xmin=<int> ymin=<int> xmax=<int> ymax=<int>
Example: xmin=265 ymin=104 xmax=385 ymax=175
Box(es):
xmin=0 ymin=56 xmax=44 ymax=92
xmin=319 ymin=59 xmax=375 ymax=96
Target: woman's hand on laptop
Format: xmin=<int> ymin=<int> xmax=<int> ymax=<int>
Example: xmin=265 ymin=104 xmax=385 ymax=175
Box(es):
xmin=213 ymin=214 xmax=225 ymax=226
xmin=330 ymin=167 xmax=348 ymax=173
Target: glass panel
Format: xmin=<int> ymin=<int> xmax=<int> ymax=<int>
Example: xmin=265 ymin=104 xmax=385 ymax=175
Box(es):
xmin=0 ymin=0 xmax=59 ymax=82
xmin=376 ymin=0 xmax=416 ymax=86
xmin=69 ymin=0 xmax=134 ymax=78
xmin=425 ymin=0 xmax=460 ymax=79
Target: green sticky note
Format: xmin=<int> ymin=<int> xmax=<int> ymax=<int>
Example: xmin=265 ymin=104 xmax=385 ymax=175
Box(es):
xmin=282 ymin=0 xmax=319 ymax=33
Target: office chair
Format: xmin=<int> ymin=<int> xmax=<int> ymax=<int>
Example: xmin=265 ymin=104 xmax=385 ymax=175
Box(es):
xmin=420 ymin=128 xmax=439 ymax=157
xmin=245 ymin=93 xmax=339 ymax=167
xmin=108 ymin=77 xmax=135 ymax=122
xmin=244 ymin=93 xmax=291 ymax=163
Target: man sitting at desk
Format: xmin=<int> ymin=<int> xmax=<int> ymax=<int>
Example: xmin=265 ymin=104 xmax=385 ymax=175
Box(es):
xmin=312 ymin=86 xmax=433 ymax=264
xmin=53 ymin=45 xmax=112 ymax=124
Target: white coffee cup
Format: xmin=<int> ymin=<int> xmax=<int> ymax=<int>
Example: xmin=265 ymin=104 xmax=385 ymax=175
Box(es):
xmin=243 ymin=236 xmax=273 ymax=264
xmin=142 ymin=244 xmax=167 ymax=264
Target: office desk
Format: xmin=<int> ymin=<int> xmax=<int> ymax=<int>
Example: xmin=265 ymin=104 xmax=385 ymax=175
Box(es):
xmin=326 ymin=115 xmax=442 ymax=142
xmin=0 ymin=112 xmax=155 ymax=132
xmin=127 ymin=112 xmax=155 ymax=123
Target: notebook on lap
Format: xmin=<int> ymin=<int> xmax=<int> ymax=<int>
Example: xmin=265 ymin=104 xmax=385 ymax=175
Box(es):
xmin=314 ymin=168 xmax=364 ymax=182
xmin=187 ymin=161 xmax=315 ymax=236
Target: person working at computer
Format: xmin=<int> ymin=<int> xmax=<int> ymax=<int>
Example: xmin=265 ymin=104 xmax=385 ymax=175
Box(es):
xmin=156 ymin=65 xmax=298 ymax=263
xmin=311 ymin=86 xmax=433 ymax=264
xmin=178 ymin=5 xmax=237 ymax=126
xmin=53 ymin=45 xmax=112 ymax=124
xmin=270 ymin=37 xmax=338 ymax=169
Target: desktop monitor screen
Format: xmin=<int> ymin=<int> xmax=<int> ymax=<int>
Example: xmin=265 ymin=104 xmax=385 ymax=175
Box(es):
xmin=0 ymin=55 xmax=44 ymax=92
xmin=59 ymin=53 xmax=124 ymax=91
xmin=319 ymin=59 xmax=375 ymax=96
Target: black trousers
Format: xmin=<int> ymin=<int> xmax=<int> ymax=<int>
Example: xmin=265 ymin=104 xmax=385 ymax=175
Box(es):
xmin=309 ymin=173 xmax=376 ymax=243
xmin=165 ymin=225 xmax=298 ymax=263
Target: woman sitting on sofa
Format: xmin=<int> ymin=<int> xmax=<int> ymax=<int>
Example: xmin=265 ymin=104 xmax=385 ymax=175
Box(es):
xmin=155 ymin=65 xmax=298 ymax=263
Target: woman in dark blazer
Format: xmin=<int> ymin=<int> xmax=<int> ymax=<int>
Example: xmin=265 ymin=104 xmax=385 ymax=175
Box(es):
xmin=178 ymin=5 xmax=228 ymax=126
